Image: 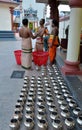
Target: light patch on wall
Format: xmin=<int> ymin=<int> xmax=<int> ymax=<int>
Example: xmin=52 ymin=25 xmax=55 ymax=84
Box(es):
xmin=46 ymin=5 xmax=50 ymax=18
xmin=58 ymin=4 xmax=70 ymax=13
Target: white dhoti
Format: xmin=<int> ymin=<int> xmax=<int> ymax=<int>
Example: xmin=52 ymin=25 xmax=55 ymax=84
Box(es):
xmin=21 ymin=38 xmax=32 ymax=69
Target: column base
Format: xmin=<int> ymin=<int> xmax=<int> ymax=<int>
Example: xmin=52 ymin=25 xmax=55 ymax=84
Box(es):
xmin=61 ymin=60 xmax=82 ymax=75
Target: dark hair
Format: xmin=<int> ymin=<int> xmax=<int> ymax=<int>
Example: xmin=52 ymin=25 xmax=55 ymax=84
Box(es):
xmin=22 ymin=18 xmax=28 ymax=26
xmin=40 ymin=18 xmax=45 ymax=24
xmin=41 ymin=19 xmax=45 ymax=24
xmin=52 ymin=19 xmax=58 ymax=27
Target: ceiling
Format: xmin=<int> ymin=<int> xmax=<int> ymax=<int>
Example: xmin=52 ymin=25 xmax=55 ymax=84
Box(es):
xmin=36 ymin=0 xmax=69 ymax=5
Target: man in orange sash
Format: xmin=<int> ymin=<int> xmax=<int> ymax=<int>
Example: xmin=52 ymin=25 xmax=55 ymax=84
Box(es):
xmin=48 ymin=19 xmax=59 ymax=65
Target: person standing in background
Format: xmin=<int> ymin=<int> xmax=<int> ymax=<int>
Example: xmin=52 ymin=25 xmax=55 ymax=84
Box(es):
xmin=19 ymin=18 xmax=37 ymax=69
xmin=48 ymin=19 xmax=60 ymax=65
xmin=34 ymin=18 xmax=45 ymax=51
xmin=43 ymin=27 xmax=49 ymax=51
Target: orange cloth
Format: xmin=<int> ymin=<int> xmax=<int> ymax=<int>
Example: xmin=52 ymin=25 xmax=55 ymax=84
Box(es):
xmin=48 ymin=35 xmax=59 ymax=62
xmin=44 ymin=28 xmax=49 ymax=36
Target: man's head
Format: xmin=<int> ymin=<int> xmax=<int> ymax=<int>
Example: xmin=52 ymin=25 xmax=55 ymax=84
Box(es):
xmin=22 ymin=18 xmax=28 ymax=26
xmin=39 ymin=18 xmax=45 ymax=26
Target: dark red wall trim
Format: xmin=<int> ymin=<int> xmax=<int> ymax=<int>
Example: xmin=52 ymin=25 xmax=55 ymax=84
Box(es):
xmin=69 ymin=0 xmax=82 ymax=7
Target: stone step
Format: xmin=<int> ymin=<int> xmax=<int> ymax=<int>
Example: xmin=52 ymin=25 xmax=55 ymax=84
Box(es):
xmin=0 ymin=31 xmax=16 ymax=40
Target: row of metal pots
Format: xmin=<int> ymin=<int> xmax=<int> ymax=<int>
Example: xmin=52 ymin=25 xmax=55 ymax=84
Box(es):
xmin=47 ymin=64 xmax=82 ymax=129
xmin=9 ymin=64 xmax=82 ymax=130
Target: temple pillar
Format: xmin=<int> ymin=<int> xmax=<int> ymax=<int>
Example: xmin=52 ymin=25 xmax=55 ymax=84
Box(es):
xmin=61 ymin=0 xmax=82 ymax=75
xmin=9 ymin=7 xmax=14 ymax=30
xmin=48 ymin=0 xmax=59 ymax=25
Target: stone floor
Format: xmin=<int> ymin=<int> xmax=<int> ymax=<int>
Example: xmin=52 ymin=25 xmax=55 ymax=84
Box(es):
xmin=0 ymin=34 xmax=82 ymax=130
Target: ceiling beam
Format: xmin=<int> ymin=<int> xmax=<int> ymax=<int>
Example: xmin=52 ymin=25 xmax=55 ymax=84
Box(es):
xmin=36 ymin=0 xmax=69 ymax=5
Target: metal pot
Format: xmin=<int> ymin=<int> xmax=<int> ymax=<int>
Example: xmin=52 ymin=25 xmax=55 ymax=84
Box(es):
xmin=37 ymin=100 xmax=45 ymax=106
xmin=23 ymin=80 xmax=28 ymax=84
xmin=25 ymin=110 xmax=34 ymax=119
xmin=30 ymin=79 xmax=36 ymax=84
xmin=15 ymin=104 xmax=23 ymax=113
xmin=65 ymin=117 xmax=75 ymax=129
xmin=62 ymin=88 xmax=68 ymax=93
xmin=43 ymin=76 xmax=48 ymax=80
xmin=26 ymin=104 xmax=34 ymax=111
xmin=31 ymin=76 xmax=36 ymax=80
xmin=54 ymin=90 xmax=60 ymax=94
xmin=41 ymin=72 xmax=46 ymax=76
xmin=29 ymin=90 xmax=36 ymax=95
xmin=46 ymin=95 xmax=53 ymax=101
xmin=57 ymin=98 xmax=65 ymax=105
xmin=77 ymin=114 xmax=82 ymax=127
xmin=28 ymin=94 xmax=35 ymax=101
xmin=46 ymin=99 xmax=54 ymax=106
xmin=55 ymin=72 xmax=59 ymax=76
xmin=37 ymin=111 xmax=46 ymax=120
xmin=51 ymin=80 xmax=57 ymax=84
xmin=24 ymin=76 xmax=29 ymax=80
xmin=45 ymin=87 xmax=51 ymax=91
xmin=21 ymin=88 xmax=27 ymax=96
xmin=17 ymin=99 xmax=24 ymax=107
xmin=23 ymin=84 xmax=28 ymax=89
xmin=49 ymin=72 xmax=53 ymax=76
xmin=44 ymin=83 xmax=49 ymax=87
xmin=49 ymin=104 xmax=57 ymax=112
xmin=69 ymin=100 xmax=77 ymax=109
xmin=60 ymin=102 xmax=69 ymax=110
xmin=50 ymin=111 xmax=59 ymax=120
xmin=53 ymin=86 xmax=59 ymax=90
xmin=61 ymin=109 xmax=70 ymax=118
xmin=37 ymin=80 xmax=42 ymax=84
xmin=60 ymin=85 xmax=67 ymax=89
xmin=13 ymin=110 xmax=23 ymax=121
xmin=63 ymin=91 xmax=70 ymax=98
xmin=37 ymin=105 xmax=45 ymax=112
xmin=73 ymin=107 xmax=82 ymax=117
xmin=9 ymin=118 xmax=20 ymax=130
xmin=24 ymin=117 xmax=34 ymax=130
xmin=37 ymin=94 xmax=45 ymax=101
xmin=59 ymin=81 xmax=64 ymax=85
xmin=43 ymin=80 xmax=49 ymax=84
xmin=45 ymin=90 xmax=52 ymax=95
xmin=19 ymin=94 xmax=26 ymax=102
xmin=37 ymin=84 xmax=43 ymax=88
xmin=37 ymin=119 xmax=48 ymax=130
xmin=66 ymin=96 xmax=73 ymax=102
xmin=30 ymin=83 xmax=36 ymax=88
xmin=37 ymin=91 xmax=44 ymax=95
xmin=50 ymin=76 xmax=54 ymax=80
xmin=52 ymin=118 xmax=63 ymax=130
xmin=26 ymin=99 xmax=34 ymax=105
xmin=56 ymin=93 xmax=63 ymax=99
xmin=37 ymin=87 xmax=43 ymax=91
xmin=37 ymin=76 xmax=42 ymax=80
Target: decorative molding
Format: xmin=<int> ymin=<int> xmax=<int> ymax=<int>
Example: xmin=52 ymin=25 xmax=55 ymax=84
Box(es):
xmin=59 ymin=16 xmax=70 ymax=22
xmin=36 ymin=0 xmax=48 ymax=3
xmin=0 ymin=0 xmax=19 ymax=6
xmin=61 ymin=60 xmax=82 ymax=75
